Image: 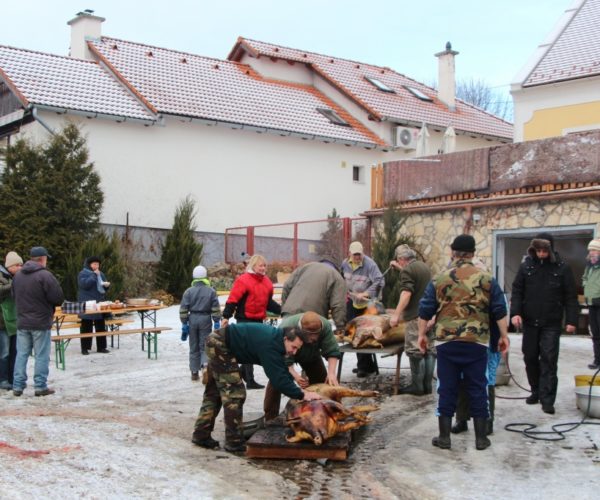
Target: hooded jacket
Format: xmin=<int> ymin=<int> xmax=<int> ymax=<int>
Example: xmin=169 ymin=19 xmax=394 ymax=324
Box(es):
xmin=77 ymin=258 xmax=108 ymax=320
xmin=12 ymin=260 xmax=64 ymax=330
xmin=510 ymin=238 xmax=578 ymax=328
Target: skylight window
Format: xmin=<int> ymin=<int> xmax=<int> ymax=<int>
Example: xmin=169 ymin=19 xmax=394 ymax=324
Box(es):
xmin=404 ymin=85 xmax=433 ymax=102
xmin=365 ymin=76 xmax=395 ymax=93
xmin=317 ymin=108 xmax=350 ymax=127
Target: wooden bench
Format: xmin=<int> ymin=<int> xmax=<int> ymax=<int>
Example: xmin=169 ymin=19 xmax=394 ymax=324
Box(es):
xmin=51 ymin=326 xmax=172 ymax=370
xmin=53 ymin=317 xmax=135 ymax=348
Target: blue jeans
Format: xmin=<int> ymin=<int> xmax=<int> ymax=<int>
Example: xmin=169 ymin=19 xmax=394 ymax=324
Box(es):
xmin=13 ymin=329 xmax=51 ymax=391
xmin=0 ymin=329 xmax=9 ymax=385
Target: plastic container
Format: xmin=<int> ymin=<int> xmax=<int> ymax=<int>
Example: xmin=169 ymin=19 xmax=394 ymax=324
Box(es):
xmin=574 ymin=374 xmax=600 ymax=387
xmin=574 ymin=386 xmax=600 ymax=418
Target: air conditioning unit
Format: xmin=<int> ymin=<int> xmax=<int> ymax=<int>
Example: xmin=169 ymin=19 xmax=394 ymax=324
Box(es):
xmin=393 ymin=126 xmax=419 ymax=150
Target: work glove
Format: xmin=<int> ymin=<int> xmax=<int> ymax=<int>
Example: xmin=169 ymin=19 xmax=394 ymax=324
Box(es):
xmin=181 ymin=323 xmax=190 ymax=341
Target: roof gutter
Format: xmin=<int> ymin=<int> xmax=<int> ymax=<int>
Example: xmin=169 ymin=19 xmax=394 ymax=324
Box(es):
xmin=31 ymin=106 xmax=56 ymax=136
xmin=164 ymin=113 xmax=383 ymax=150
xmin=33 ymin=104 xmax=158 ymax=126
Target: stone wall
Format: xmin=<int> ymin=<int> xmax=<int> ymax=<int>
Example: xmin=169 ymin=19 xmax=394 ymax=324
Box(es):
xmin=401 ymin=196 xmax=600 ymax=274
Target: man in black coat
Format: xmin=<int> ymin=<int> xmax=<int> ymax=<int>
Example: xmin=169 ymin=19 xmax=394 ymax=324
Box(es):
xmin=510 ymin=232 xmax=578 ymax=414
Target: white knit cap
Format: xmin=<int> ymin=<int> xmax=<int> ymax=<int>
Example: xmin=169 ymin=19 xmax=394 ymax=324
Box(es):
xmin=192 ymin=265 xmax=207 ymax=279
xmin=588 ymin=239 xmax=600 ymax=252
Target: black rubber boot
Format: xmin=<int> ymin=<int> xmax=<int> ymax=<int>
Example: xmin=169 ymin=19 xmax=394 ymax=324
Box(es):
xmin=451 ymin=419 xmax=468 ymax=434
xmin=486 ymin=386 xmax=495 ymax=436
xmin=423 ymin=355 xmax=436 ymax=394
xmin=526 ymin=387 xmax=539 ymax=404
xmin=399 ymin=358 xmax=425 ymax=395
xmin=474 ymin=418 xmax=491 ymax=450
xmin=432 ymin=416 xmax=452 ymax=449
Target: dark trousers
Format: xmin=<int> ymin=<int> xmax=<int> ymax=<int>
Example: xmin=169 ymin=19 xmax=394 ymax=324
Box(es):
xmin=521 ymin=324 xmax=561 ymax=406
xmin=80 ymin=318 xmax=107 ymax=352
xmin=590 ymin=306 xmax=600 ymax=364
xmin=263 ymin=357 xmax=327 ymax=420
xmin=236 ymin=318 xmax=263 ymax=384
xmin=346 ymin=300 xmax=376 ymax=373
xmin=437 ymin=341 xmax=488 ymax=418
xmin=7 ymin=334 xmax=16 ymax=384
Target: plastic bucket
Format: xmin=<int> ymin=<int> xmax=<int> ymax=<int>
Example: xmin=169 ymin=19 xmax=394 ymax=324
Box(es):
xmin=574 ymin=386 xmax=600 ymax=418
xmin=574 ymin=375 xmax=600 ymax=387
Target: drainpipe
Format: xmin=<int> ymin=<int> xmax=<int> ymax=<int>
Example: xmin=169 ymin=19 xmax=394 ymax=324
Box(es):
xmin=31 ymin=106 xmax=56 ymax=136
xmin=463 ymin=205 xmax=473 ymax=234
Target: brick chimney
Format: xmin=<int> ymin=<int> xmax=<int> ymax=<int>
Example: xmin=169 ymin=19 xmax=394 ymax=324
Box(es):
xmin=435 ymin=42 xmax=459 ymax=112
xmin=67 ymin=10 xmax=105 ymax=60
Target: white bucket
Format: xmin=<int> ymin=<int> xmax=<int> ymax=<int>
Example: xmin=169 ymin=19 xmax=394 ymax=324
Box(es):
xmin=574 ymin=386 xmax=600 ymax=418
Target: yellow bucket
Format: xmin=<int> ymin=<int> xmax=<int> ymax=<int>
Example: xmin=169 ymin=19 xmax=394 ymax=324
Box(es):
xmin=574 ymin=374 xmax=600 ymax=387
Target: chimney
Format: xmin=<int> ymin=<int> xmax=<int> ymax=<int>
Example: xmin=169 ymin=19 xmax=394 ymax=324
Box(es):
xmin=67 ymin=10 xmax=105 ymax=60
xmin=435 ymin=42 xmax=459 ymax=112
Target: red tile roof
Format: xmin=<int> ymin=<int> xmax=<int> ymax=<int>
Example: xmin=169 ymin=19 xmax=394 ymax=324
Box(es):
xmin=0 ymin=45 xmax=155 ymax=121
xmin=229 ymin=38 xmax=513 ymax=140
xmin=88 ymin=37 xmax=384 ymax=147
xmin=523 ymin=0 xmax=600 ymax=87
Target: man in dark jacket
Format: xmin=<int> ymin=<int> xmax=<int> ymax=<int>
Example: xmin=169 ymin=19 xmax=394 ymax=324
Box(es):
xmin=281 ymin=257 xmax=347 ymax=331
xmin=12 ymin=246 xmax=64 ymax=397
xmin=192 ymin=323 xmax=322 ymax=453
xmin=510 ymin=232 xmax=578 ymax=414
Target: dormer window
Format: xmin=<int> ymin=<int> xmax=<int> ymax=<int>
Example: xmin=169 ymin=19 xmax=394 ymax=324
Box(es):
xmin=317 ymin=108 xmax=350 ymax=127
xmin=365 ymin=76 xmax=395 ymax=93
xmin=404 ymin=85 xmax=433 ymax=102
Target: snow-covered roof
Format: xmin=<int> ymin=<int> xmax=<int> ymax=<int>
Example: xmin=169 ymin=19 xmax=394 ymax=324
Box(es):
xmin=0 ymin=45 xmax=156 ymax=122
xmin=229 ymin=37 xmax=513 ymax=141
xmin=522 ymin=0 xmax=600 ymax=87
xmin=88 ymin=37 xmax=385 ymax=147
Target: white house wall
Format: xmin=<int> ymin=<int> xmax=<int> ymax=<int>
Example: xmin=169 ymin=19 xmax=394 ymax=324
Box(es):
xmin=19 ymin=111 xmax=385 ymax=233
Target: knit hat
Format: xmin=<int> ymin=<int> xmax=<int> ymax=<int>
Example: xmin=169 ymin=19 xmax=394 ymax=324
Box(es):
xmin=86 ymin=256 xmax=101 ymax=265
xmin=395 ymin=244 xmax=416 ymax=260
xmin=5 ymin=251 xmax=23 ymax=268
xmin=588 ymin=239 xmax=600 ymax=252
xmin=192 ymin=265 xmax=207 ymax=279
xmin=349 ymin=241 xmax=363 ymax=255
xmin=450 ymin=235 xmax=476 ymax=253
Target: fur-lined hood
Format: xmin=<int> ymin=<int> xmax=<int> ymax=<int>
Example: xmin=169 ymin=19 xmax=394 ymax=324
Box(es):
xmin=527 ymin=237 xmax=557 ymax=263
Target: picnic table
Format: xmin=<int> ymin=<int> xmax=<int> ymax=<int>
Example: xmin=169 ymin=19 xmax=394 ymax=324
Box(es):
xmin=52 ymin=304 xmax=171 ymax=370
xmin=336 ymin=343 xmax=405 ymax=395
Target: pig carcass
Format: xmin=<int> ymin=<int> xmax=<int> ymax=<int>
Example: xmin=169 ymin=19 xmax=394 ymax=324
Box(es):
xmin=285 ymin=384 xmax=379 ymax=445
xmin=338 ymin=314 xmax=406 ymax=348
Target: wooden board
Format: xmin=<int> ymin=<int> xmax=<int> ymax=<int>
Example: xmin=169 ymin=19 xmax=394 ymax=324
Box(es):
xmin=246 ymin=424 xmax=350 ymax=461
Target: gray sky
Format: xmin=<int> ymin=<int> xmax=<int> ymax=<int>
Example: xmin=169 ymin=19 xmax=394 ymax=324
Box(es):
xmin=3 ymin=0 xmax=572 ymax=98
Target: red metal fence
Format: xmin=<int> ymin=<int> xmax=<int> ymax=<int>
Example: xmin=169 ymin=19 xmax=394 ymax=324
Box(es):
xmin=225 ymin=217 xmax=371 ymax=267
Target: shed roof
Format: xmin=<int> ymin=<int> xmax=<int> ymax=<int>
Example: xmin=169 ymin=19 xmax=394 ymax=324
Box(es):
xmin=0 ymin=45 xmax=156 ymax=122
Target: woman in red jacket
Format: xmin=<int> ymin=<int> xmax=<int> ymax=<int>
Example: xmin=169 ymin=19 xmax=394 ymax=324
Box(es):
xmin=222 ymin=254 xmax=281 ymax=389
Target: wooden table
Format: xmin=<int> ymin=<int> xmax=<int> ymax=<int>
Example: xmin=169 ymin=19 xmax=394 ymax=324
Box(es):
xmin=336 ymin=343 xmax=404 ymax=395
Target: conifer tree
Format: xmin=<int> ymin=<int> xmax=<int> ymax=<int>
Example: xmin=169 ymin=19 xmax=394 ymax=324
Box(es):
xmin=0 ymin=123 xmax=103 ymax=281
xmin=371 ymin=205 xmax=416 ymax=308
xmin=155 ymin=196 xmax=203 ymax=299
xmin=318 ymin=208 xmax=344 ymax=264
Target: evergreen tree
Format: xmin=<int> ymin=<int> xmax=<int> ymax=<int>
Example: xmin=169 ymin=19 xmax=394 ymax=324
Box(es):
xmin=0 ymin=123 xmax=103 ymax=281
xmin=62 ymin=231 xmax=126 ymax=301
xmin=318 ymin=208 xmax=344 ymax=264
xmin=155 ymin=196 xmax=203 ymax=299
xmin=371 ymin=205 xmax=416 ymax=308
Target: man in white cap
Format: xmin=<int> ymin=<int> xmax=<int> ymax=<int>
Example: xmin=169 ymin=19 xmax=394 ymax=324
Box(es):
xmin=0 ymin=251 xmax=23 ymax=390
xmin=180 ymin=265 xmax=221 ymax=382
xmin=583 ymin=238 xmax=600 ymax=370
xmin=341 ymin=241 xmax=384 ymax=377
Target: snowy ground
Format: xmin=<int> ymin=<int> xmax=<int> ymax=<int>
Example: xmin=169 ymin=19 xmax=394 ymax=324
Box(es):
xmin=0 ymin=305 xmax=599 ymax=499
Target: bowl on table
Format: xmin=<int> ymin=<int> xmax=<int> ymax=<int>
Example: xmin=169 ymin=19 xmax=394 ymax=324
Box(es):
xmin=126 ymin=298 xmax=150 ymax=307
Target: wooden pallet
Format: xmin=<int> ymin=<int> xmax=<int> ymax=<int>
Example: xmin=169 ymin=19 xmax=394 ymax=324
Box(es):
xmin=246 ymin=424 xmax=351 ymax=461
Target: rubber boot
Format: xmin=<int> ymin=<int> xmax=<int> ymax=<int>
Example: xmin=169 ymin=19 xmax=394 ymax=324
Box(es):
xmin=399 ymin=357 xmax=425 ymax=395
xmin=451 ymin=419 xmax=468 ymax=434
xmin=486 ymin=386 xmax=495 ymax=436
xmin=432 ymin=416 xmax=452 ymax=449
xmin=423 ymin=355 xmax=436 ymax=394
xmin=474 ymin=418 xmax=491 ymax=450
